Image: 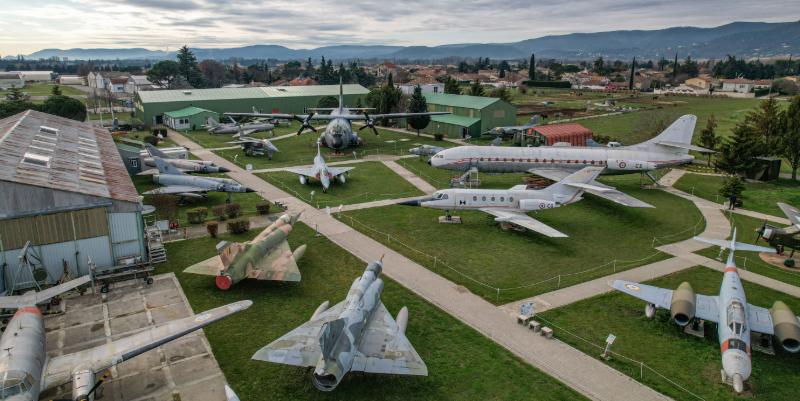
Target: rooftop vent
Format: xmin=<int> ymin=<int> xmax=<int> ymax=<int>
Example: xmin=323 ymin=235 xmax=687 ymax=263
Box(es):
xmin=21 ymin=152 xmax=51 ymax=167
xmin=39 ymin=126 xmax=59 ymax=135
xmin=183 ymin=90 xmax=192 ymax=95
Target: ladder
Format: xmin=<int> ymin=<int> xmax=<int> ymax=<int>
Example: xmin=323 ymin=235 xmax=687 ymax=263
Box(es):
xmin=144 ymin=218 xmax=168 ymax=264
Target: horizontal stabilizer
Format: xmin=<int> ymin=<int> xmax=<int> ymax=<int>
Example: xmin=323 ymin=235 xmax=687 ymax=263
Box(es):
xmin=778 ymin=202 xmax=800 ymax=228
xmin=656 ymin=141 xmax=715 ymax=153
xmin=692 ymin=236 xmax=776 ymax=253
xmin=183 ymin=256 xmax=225 ymax=276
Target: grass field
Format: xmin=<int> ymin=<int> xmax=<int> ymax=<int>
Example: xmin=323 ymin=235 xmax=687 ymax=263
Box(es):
xmin=133 ymin=175 xmax=266 ymax=226
xmin=694 ymin=212 xmax=800 ymax=288
xmin=539 ymin=266 xmax=800 ymax=401
xmin=256 ymin=161 xmax=424 ymax=207
xmin=673 ymin=172 xmax=800 ymax=217
xmin=396 ymin=156 xmax=537 ymax=190
xmin=213 ymin=128 xmax=454 ymax=170
xmin=340 ymin=173 xmax=704 ymax=304
xmin=159 ymin=223 xmax=586 ymax=401
xmin=0 ymin=82 xmax=84 ymax=97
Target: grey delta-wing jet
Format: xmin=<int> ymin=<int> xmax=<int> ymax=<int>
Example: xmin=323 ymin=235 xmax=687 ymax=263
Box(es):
xmin=286 ymin=142 xmax=353 ymax=192
xmin=204 ymin=116 xmax=275 ymax=136
xmin=139 ymin=143 xmax=229 ymax=174
xmin=225 ymin=78 xmax=449 ymax=152
xmin=0 ymin=275 xmax=251 ymax=401
xmin=481 ymin=115 xmax=540 ymax=139
xmin=184 ymin=213 xmax=307 ymax=290
xmin=610 ymin=228 xmax=800 ymax=393
xmin=430 ymin=115 xmax=712 ymax=183
xmin=401 ymin=166 xmax=651 ymax=237
xmin=225 ymin=136 xmax=280 ymax=159
xmin=252 ymin=259 xmax=426 ymax=391
xmin=142 ymin=157 xmax=253 ymax=201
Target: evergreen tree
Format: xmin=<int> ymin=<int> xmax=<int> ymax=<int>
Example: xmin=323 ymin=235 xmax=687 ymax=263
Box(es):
xmin=698 ymin=114 xmax=720 ymax=165
xmin=51 ymin=85 xmax=62 ymax=96
xmin=718 ymin=176 xmax=745 ymax=200
xmin=528 ymin=54 xmax=535 ymax=81
xmin=716 ymin=121 xmax=766 ymax=175
xmin=672 ymin=53 xmax=679 ymax=82
xmin=407 ymin=85 xmax=430 ymax=135
xmin=466 ymin=80 xmax=484 ymax=96
xmin=444 ymin=76 xmax=460 ymax=94
xmin=750 ymin=98 xmax=783 ymax=149
xmin=779 ymin=96 xmax=800 ymax=180
xmin=176 ymin=45 xmax=203 ymax=88
xmin=5 ymin=85 xmax=28 ymax=101
xmin=490 ymin=86 xmax=511 ymax=102
xmin=304 ymin=57 xmax=314 ymax=77
xmin=40 ymin=95 xmax=86 ymax=122
xmin=628 ymin=57 xmax=636 ymax=90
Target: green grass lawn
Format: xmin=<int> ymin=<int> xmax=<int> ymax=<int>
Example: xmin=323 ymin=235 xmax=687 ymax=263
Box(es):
xmin=158 ymin=223 xmax=586 ymax=401
xmin=256 ymin=161 xmax=424 ymax=207
xmin=673 ymin=172 xmax=800 ymax=217
xmin=396 ymin=157 xmax=536 ymax=190
xmin=694 ymin=212 xmax=800 ymax=288
xmin=340 ymin=174 xmax=704 ymax=304
xmin=0 ymin=82 xmax=84 ymax=97
xmin=213 ymin=128 xmax=454 ymax=170
xmin=578 ymin=96 xmax=762 ymax=145
xmin=539 ymin=266 xmax=800 ymax=401
xmin=132 ymin=175 xmax=266 ymax=226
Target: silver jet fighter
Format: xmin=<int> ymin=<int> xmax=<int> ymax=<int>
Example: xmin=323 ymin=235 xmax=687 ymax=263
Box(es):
xmin=143 ymin=157 xmax=253 ymax=201
xmin=0 ymin=276 xmax=251 ymax=401
xmin=481 ymin=116 xmax=539 ymax=139
xmin=225 ymin=135 xmax=280 ymax=159
xmin=287 ymin=142 xmax=353 ymax=192
xmin=431 ymin=115 xmax=711 ymax=183
xmin=401 ymin=166 xmax=652 ymax=237
xmin=252 ymin=259 xmax=427 ymax=391
xmin=204 ymin=116 xmax=275 ymax=136
xmin=139 ymin=143 xmax=229 ymax=174
xmin=611 ymin=229 xmax=800 ymax=393
xmin=409 ymin=144 xmax=447 ymax=157
xmin=226 ymin=79 xmax=449 ymax=152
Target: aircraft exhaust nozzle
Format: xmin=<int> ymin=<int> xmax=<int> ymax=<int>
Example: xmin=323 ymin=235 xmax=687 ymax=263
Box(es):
xmin=218 ymin=166 xmax=231 ymax=173
xmin=292 ymin=244 xmax=307 ymax=263
xmin=733 ymin=373 xmax=744 ymax=393
xmin=245 ymin=187 xmax=255 ymax=193
xmin=216 ymin=274 xmax=234 ymax=291
xmin=396 ymin=306 xmax=409 ymax=334
xmin=290 ymin=211 xmax=303 ymax=225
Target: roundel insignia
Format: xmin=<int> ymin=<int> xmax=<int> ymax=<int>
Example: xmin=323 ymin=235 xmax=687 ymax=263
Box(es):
xmin=624 ymin=283 xmax=640 ymax=291
xmin=618 ymin=161 xmax=627 ymax=169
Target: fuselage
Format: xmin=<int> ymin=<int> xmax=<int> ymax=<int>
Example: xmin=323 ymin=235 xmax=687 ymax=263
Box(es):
xmin=420 ymin=187 xmax=574 ymax=212
xmin=717 ymin=253 xmax=752 ymax=384
xmin=153 ymin=174 xmax=251 ymax=193
xmin=144 ymin=157 xmax=226 ymax=173
xmin=220 ymin=217 xmax=293 ymax=287
xmin=321 ymin=108 xmax=360 ymax=150
xmin=430 ymin=145 xmax=692 ymax=174
xmin=0 ymin=307 xmax=46 ymax=401
xmin=209 ymin=122 xmax=274 ymax=134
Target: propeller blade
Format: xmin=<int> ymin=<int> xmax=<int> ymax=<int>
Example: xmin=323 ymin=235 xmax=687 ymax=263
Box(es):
xmin=371 ymin=126 xmax=379 ymax=136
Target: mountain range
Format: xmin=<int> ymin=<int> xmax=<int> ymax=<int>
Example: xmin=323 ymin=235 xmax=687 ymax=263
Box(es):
xmin=26 ymin=21 xmax=799 ymax=62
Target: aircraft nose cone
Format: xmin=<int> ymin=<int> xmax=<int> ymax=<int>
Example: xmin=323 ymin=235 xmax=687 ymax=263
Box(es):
xmin=245 ymin=187 xmax=255 ymax=192
xmin=218 ymin=166 xmax=230 ymax=173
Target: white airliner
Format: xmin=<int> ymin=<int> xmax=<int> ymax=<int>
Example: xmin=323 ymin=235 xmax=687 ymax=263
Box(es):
xmin=430 ymin=114 xmax=710 ymax=183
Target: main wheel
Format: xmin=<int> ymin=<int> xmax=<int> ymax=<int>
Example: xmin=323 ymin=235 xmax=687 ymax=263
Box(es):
xmin=100 ymin=284 xmax=109 ymax=294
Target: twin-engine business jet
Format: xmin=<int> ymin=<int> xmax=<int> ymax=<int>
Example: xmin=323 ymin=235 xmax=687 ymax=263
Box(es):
xmin=430 ymin=115 xmax=710 ymax=182
xmin=611 ymin=229 xmax=800 ymax=393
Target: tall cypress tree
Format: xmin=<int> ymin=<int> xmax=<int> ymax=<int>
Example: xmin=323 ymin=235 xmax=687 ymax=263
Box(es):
xmin=407 ymin=85 xmax=431 ymax=135
xmin=628 ymin=57 xmax=636 ymax=90
xmin=528 ymin=53 xmax=535 ymax=81
xmin=672 ymin=53 xmax=679 ymax=82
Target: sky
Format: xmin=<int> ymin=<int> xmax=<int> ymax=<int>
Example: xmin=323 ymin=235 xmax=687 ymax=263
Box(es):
xmin=0 ymin=0 xmax=797 ymax=55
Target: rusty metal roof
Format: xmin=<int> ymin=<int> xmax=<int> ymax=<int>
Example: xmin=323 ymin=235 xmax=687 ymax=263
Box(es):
xmin=0 ymin=110 xmax=140 ymax=204
xmin=534 ymin=123 xmax=593 ymax=137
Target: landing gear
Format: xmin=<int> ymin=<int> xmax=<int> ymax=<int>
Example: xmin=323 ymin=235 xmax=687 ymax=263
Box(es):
xmin=226 ymin=192 xmax=232 ymax=204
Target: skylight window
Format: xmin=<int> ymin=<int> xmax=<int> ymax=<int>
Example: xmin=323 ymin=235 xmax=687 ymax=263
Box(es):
xmin=39 ymin=126 xmax=59 ymax=136
xmin=21 ymin=152 xmax=50 ymax=167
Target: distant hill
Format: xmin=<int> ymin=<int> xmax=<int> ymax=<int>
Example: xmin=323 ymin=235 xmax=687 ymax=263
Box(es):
xmin=26 ymin=21 xmax=800 ymax=62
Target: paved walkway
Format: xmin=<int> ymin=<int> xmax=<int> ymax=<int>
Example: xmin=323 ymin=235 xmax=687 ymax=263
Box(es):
xmin=167 ymin=130 xmax=670 ymax=401
xmin=381 ymin=160 xmax=438 ymax=194
xmin=250 ymin=154 xmax=415 ymax=174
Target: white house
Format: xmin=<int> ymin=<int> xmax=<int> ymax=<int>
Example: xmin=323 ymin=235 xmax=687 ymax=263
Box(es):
xmin=87 ymin=71 xmax=130 ymax=91
xmin=0 ymin=72 xmax=24 ymax=90
xmin=397 ymin=83 xmax=444 ymax=95
xmin=124 ymin=75 xmax=156 ymax=93
xmin=720 ymin=78 xmax=772 ymax=93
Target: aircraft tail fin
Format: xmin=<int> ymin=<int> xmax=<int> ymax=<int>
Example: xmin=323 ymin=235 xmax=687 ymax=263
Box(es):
xmin=338 ymin=75 xmax=344 ymax=110
xmin=537 ymin=166 xmax=604 ymax=203
xmin=319 ymin=318 xmax=346 ymax=359
xmin=628 ymin=115 xmax=700 ymax=153
xmin=153 ymin=157 xmax=183 ymax=175
xmin=145 ymin=143 xmax=169 ymax=159
xmin=693 ymin=228 xmax=776 ymax=255
xmin=206 ymin=116 xmax=218 ymax=128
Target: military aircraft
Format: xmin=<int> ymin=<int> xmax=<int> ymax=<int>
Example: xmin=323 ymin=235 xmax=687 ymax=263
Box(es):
xmin=400 ymin=166 xmax=651 ymax=237
xmin=430 ymin=115 xmax=712 ymax=183
xmin=755 ymin=202 xmax=800 ymax=256
xmin=409 ymin=144 xmax=447 ymax=157
xmin=0 ymin=275 xmax=251 ymax=401
xmin=139 ymin=143 xmax=229 ymax=175
xmin=204 ymin=116 xmax=275 ymax=136
xmin=286 ymin=141 xmax=353 ymax=192
xmin=481 ymin=115 xmax=539 ymax=139
xmin=610 ymin=228 xmax=800 ymax=393
xmin=225 ymin=78 xmax=449 ymax=152
xmin=143 ymin=157 xmax=253 ymax=201
xmin=225 ymin=136 xmax=280 ymax=158
xmin=252 ymin=258 xmax=426 ymax=391
xmin=184 ymin=213 xmax=307 ymax=290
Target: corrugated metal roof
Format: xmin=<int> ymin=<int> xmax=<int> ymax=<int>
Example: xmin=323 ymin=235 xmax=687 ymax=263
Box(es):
xmin=534 ymin=123 xmax=592 ymax=137
xmin=164 ymin=106 xmax=217 ymax=118
xmin=137 ymin=84 xmax=369 ymax=103
xmin=424 ymin=93 xmax=501 ymax=109
xmin=0 ymin=110 xmax=140 ymax=204
xmin=430 ymin=114 xmax=481 ymax=127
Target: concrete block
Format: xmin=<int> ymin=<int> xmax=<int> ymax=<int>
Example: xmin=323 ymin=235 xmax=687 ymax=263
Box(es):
xmin=541 ymin=326 xmax=553 ymax=339
xmin=529 ymin=320 xmax=542 ymax=332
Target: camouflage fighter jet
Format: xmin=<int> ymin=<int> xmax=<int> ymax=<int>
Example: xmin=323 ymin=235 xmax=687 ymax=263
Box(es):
xmin=755 ymin=202 xmax=800 ymax=256
xmin=0 ymin=275 xmax=251 ymax=401
xmin=184 ymin=213 xmax=307 ymax=290
xmin=252 ymin=258 xmax=427 ymax=391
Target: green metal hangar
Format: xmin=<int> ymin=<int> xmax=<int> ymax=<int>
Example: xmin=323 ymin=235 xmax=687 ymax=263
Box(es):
xmin=134 ymin=84 xmax=370 ymax=127
xmin=0 ymin=110 xmax=147 ymax=292
xmin=421 ymin=93 xmax=516 ymax=139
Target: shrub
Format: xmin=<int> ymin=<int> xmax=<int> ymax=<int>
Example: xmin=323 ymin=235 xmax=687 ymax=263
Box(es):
xmin=226 ymin=218 xmax=250 ymax=234
xmin=785 ymin=258 xmax=796 ymax=268
xmin=719 ymin=176 xmax=745 ymax=199
xmin=143 ymin=135 xmax=159 ymax=146
xmin=434 ymin=133 xmax=444 ymax=141
xmin=255 ymin=201 xmax=271 ymax=215
xmin=206 ymin=221 xmax=218 ymax=238
xmin=187 ymin=207 xmax=208 ymax=224
xmin=150 ymin=194 xmax=178 ymax=222
xmin=225 ymin=203 xmax=241 ymax=219
xmin=212 ymin=204 xmax=227 ymax=221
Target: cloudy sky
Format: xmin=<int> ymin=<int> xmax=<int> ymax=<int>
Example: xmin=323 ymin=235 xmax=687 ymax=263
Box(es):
xmin=0 ymin=0 xmax=796 ymax=55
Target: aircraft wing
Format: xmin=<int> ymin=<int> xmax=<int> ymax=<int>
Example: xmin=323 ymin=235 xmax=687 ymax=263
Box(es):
xmin=352 ymin=303 xmax=427 ymax=376
xmin=0 ymin=276 xmax=90 ymax=309
xmin=226 ymin=112 xmax=295 ymax=120
xmin=778 ymin=202 xmax=800 ymax=229
xmin=284 ymin=167 xmax=318 ymax=177
xmin=251 ymin=301 xmax=347 ymax=367
xmin=350 ymin=112 xmax=450 ymax=120
xmin=41 ymin=300 xmax=252 ymax=391
xmin=747 ymin=304 xmax=775 ymax=335
xmin=656 ymin=141 xmax=715 ymax=153
xmin=480 ymin=208 xmax=568 ymax=237
xmin=247 ymin=240 xmax=302 ymax=282
xmin=610 ymin=280 xmax=719 ymax=322
xmin=527 ymin=168 xmax=573 ymax=181
xmin=142 ymin=185 xmax=207 ymax=195
xmin=327 ymin=166 xmax=355 ymax=177
xmin=565 ymin=181 xmax=654 ymax=208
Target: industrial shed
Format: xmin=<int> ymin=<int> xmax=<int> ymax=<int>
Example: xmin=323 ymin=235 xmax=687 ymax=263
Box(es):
xmin=418 ymin=93 xmax=516 ymax=139
xmin=134 ymin=84 xmax=370 ymax=127
xmin=163 ymin=106 xmax=219 ymax=130
xmin=523 ymin=123 xmax=594 ymax=146
xmin=0 ymin=110 xmax=147 ymax=293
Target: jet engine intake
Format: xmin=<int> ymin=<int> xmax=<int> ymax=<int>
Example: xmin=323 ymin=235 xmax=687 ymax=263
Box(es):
xmin=607 ymin=159 xmax=656 ymax=171
xmin=770 ymin=301 xmax=800 ymax=352
xmin=518 ymin=199 xmax=557 ymax=211
xmin=670 ymin=282 xmax=695 ymax=326
xmin=72 ymin=368 xmax=96 ymax=401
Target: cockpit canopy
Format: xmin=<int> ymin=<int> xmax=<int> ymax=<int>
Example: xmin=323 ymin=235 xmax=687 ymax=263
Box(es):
xmin=727 ymin=300 xmax=747 ymax=335
xmin=433 ymin=192 xmax=449 ymax=200
xmin=0 ymin=370 xmax=34 ymax=398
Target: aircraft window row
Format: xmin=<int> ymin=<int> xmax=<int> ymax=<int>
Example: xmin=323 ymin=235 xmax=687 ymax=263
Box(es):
xmin=474 ymin=157 xmax=605 ymax=165
xmin=434 ymin=193 xmax=448 ymax=200
xmin=472 ymin=196 xmax=513 ymax=203
xmin=727 ymin=301 xmax=747 ymax=335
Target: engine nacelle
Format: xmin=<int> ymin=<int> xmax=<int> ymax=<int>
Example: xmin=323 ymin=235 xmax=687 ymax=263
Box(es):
xmin=645 ymin=303 xmax=656 ymax=319
xmin=607 ymin=159 xmax=656 ymax=171
xmin=518 ymin=199 xmax=557 ymax=211
xmin=311 ymin=300 xmax=330 ymax=320
xmin=396 ymin=306 xmax=409 ymax=334
xmin=338 ymin=174 xmax=347 ymax=184
xmin=299 ymin=175 xmax=307 ymax=185
xmin=670 ymin=282 xmax=695 ymax=326
xmin=770 ymin=301 xmax=800 ymax=352
xmin=72 ymin=368 xmax=96 ymax=401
